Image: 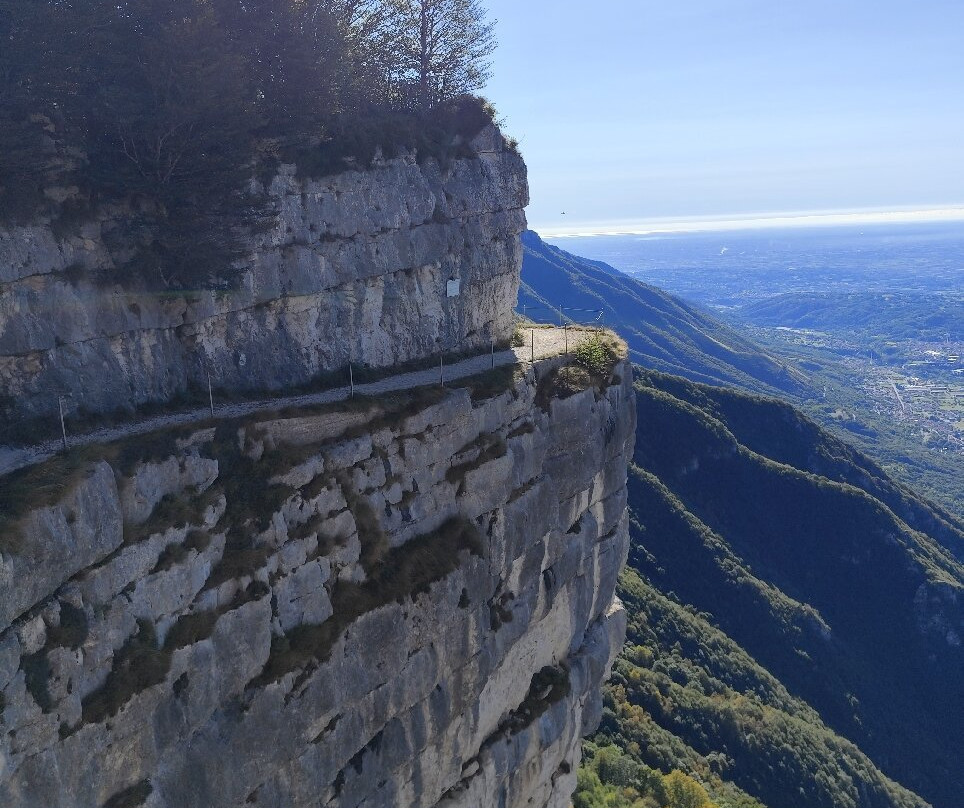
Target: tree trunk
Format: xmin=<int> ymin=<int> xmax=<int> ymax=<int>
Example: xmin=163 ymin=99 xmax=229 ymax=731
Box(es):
xmin=419 ymin=1 xmax=429 ymax=111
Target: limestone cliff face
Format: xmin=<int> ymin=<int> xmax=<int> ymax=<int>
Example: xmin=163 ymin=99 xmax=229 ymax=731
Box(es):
xmin=0 ymin=126 xmax=527 ymax=424
xmin=0 ymin=358 xmax=635 ymax=808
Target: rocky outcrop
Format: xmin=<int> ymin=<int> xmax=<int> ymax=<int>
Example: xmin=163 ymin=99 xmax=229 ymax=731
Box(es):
xmin=0 ymin=120 xmax=635 ymax=808
xmin=0 ymin=355 xmax=635 ymax=808
xmin=0 ymin=126 xmax=527 ymax=426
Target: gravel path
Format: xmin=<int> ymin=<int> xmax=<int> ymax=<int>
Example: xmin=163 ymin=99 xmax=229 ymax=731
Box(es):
xmin=0 ymin=326 xmax=596 ymax=477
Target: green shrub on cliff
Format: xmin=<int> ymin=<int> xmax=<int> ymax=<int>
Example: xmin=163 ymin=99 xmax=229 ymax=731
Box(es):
xmin=574 ymin=743 xmax=725 ymax=808
xmin=574 ymin=333 xmax=622 ymax=376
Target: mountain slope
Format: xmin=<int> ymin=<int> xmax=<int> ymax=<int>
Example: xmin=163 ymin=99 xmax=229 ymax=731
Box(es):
xmin=519 ymin=230 xmax=810 ymax=397
xmin=521 ymin=229 xmax=964 ymax=520
xmin=643 ymin=372 xmax=964 ymax=561
xmin=583 ymin=371 xmax=963 ymax=808
xmin=521 ymin=231 xmax=963 ymax=808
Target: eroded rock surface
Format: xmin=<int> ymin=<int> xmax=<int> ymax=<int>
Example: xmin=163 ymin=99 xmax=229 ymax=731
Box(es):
xmin=0 ymin=357 xmax=634 ymax=808
xmin=0 ymin=126 xmax=527 ymax=424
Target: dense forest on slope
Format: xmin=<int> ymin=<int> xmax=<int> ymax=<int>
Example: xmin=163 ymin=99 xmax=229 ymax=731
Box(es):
xmin=639 ymin=372 xmax=964 ymax=561
xmin=575 ymin=371 xmax=963 ymax=808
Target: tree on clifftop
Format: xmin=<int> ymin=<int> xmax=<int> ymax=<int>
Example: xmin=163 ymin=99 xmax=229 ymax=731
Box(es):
xmin=386 ymin=0 xmax=496 ymax=110
xmin=0 ymin=0 xmax=55 ymax=222
xmin=0 ymin=0 xmax=502 ymax=285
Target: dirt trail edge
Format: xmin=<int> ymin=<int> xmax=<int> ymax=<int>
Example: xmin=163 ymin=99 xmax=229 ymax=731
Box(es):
xmin=0 ymin=327 xmax=593 ymax=477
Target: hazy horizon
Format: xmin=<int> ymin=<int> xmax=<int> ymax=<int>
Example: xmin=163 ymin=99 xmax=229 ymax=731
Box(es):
xmin=484 ymin=1 xmax=964 ymax=234
xmin=538 ymin=204 xmax=964 ymax=238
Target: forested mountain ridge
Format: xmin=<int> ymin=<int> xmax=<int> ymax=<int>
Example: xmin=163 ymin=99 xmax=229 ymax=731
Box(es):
xmin=641 ymin=373 xmax=964 ymax=562
xmin=575 ymin=370 xmax=963 ymax=808
xmin=519 ymin=231 xmax=810 ymax=398
xmin=520 ymin=229 xmax=964 ymax=549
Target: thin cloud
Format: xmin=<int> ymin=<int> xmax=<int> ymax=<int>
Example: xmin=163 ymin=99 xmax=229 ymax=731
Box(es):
xmin=540 ymin=206 xmax=964 ymax=238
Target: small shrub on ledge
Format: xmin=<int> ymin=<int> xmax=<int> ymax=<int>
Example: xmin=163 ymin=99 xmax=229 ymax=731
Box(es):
xmin=574 ymin=333 xmax=622 ymax=376
xmin=537 ymin=332 xmax=625 ymax=408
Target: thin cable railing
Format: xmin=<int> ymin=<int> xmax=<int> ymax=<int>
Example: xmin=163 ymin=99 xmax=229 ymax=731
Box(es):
xmin=0 ymin=319 xmax=613 ymax=475
xmin=518 ymin=303 xmax=605 ymax=327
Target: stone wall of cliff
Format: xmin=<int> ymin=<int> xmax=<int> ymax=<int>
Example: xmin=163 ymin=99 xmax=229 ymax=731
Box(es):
xmin=0 ymin=126 xmax=527 ymax=426
xmin=0 ymin=355 xmax=634 ymax=808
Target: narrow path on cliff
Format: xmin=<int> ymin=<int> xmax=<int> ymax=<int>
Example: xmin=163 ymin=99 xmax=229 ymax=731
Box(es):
xmin=0 ymin=326 xmax=596 ymax=477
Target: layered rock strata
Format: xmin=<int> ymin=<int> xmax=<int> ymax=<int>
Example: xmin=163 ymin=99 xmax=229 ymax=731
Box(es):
xmin=0 ymin=355 xmax=634 ymax=808
xmin=0 ymin=126 xmax=527 ymax=423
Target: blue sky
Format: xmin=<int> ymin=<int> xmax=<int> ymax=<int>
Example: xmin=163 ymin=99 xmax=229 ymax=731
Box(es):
xmin=483 ymin=0 xmax=964 ymax=233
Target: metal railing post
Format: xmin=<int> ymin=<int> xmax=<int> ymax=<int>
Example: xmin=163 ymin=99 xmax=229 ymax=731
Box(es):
xmin=439 ymin=354 xmax=444 ymax=387
xmin=491 ymin=339 xmax=495 ymax=368
xmin=58 ymin=395 xmax=68 ymax=451
xmin=349 ymin=363 xmax=354 ymax=398
xmin=530 ymin=329 xmax=534 ymax=363
xmin=206 ymin=366 xmax=215 ymax=418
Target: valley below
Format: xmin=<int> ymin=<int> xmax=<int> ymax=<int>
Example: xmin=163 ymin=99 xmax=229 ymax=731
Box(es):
xmin=521 ymin=228 xmax=964 ymax=808
xmin=553 ymin=222 xmax=964 ymax=514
